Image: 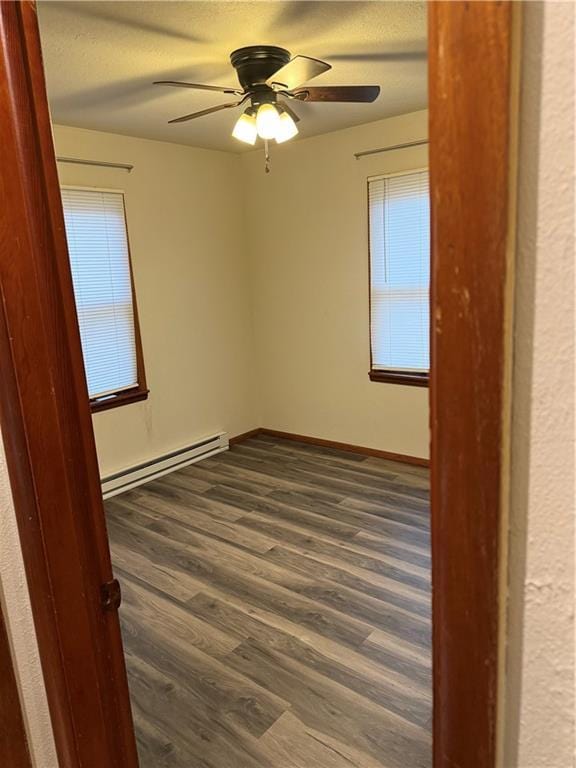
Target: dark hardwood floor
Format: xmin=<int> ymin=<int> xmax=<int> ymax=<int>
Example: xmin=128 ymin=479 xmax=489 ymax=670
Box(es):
xmin=105 ymin=434 xmax=432 ymax=768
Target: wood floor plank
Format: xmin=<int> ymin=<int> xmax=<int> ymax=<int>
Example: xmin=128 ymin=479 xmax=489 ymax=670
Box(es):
xmin=186 ymin=592 xmax=431 ymax=722
xmin=207 ymin=447 xmax=427 ymax=499
xmin=337 ymin=496 xmax=429 ymax=529
xmin=263 ymin=545 xmax=430 ymax=619
xmin=130 ymin=483 xmax=245 ymax=521
xmin=209 ymin=452 xmax=348 ymax=503
xmin=205 ymin=484 xmax=363 ymax=541
xmin=115 ymin=499 xmax=430 ymax=642
xmin=110 ymin=508 xmax=376 ymax=648
xmin=106 ymin=434 xmax=432 ymax=768
xmin=258 ymin=711 xmax=388 ymax=768
xmin=234 ymin=510 xmax=431 ymax=592
xmin=119 ymin=575 xmax=238 ymax=659
xmin=236 ymin=442 xmax=430 ymax=501
xmin=132 ymin=707 xmax=214 ymax=768
xmin=121 ymin=607 xmax=289 ymax=739
xmin=178 ymin=463 xmax=276 ymax=497
xmin=249 ymin=435 xmax=370 ymax=462
xmin=209 ymin=486 xmax=432 ymax=569
xmin=270 ymin=489 xmax=430 ymax=547
xmin=254 ymin=440 xmax=431 ymax=489
xmin=225 ymin=637 xmax=431 ymax=768
xmin=229 ymin=445 xmax=429 ymax=512
xmin=111 ymin=538 xmax=204 ymax=602
xmin=201 ymin=465 xmax=428 ymax=543
xmin=126 ymin=652 xmax=279 ymax=768
xmin=250 ymin=436 xmax=428 ymax=481
xmin=110 ymin=492 xmax=277 ymax=554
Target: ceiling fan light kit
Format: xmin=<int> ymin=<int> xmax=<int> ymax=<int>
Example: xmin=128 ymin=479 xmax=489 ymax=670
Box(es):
xmin=275 ymin=110 xmax=299 ymax=143
xmin=155 ymin=45 xmax=380 ymax=171
xmin=255 ymin=102 xmax=281 ymax=139
xmin=231 ymin=108 xmax=257 ymax=145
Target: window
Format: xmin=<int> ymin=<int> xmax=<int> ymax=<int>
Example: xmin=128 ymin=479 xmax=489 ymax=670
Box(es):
xmin=61 ymin=187 xmax=147 ymax=411
xmin=368 ymin=169 xmax=430 ymax=386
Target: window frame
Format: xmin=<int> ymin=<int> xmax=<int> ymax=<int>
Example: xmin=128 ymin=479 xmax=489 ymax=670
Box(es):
xmin=367 ymin=167 xmax=430 ymax=387
xmin=61 ymin=185 xmax=148 ymax=412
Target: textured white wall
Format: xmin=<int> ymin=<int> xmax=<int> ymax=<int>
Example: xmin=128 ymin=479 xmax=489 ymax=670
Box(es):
xmin=503 ymin=2 xmax=575 ymax=766
xmin=0 ymin=437 xmax=58 ymax=768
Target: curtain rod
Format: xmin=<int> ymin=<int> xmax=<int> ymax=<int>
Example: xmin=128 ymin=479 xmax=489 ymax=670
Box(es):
xmin=354 ymin=139 xmax=429 ymax=160
xmin=56 ymin=156 xmax=134 ymax=173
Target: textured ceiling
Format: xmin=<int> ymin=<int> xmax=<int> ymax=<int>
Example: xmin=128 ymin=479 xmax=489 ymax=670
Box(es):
xmin=37 ymin=1 xmax=427 ymax=153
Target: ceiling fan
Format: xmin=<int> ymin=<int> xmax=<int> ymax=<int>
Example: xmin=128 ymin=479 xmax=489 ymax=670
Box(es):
xmin=154 ymin=45 xmax=381 ymax=147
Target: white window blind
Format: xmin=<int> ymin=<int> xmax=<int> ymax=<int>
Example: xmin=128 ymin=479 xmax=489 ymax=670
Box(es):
xmin=368 ymin=170 xmax=430 ymax=373
xmin=61 ymin=188 xmax=138 ymax=399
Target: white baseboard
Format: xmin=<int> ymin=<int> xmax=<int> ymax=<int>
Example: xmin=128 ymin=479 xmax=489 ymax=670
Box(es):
xmin=101 ymin=432 xmax=228 ymax=499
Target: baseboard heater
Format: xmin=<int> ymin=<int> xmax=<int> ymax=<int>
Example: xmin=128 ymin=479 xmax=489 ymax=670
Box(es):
xmin=101 ymin=432 xmax=228 ymax=500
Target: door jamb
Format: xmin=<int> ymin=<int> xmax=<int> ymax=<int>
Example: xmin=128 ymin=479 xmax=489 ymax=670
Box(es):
xmin=429 ymin=3 xmax=517 ymax=766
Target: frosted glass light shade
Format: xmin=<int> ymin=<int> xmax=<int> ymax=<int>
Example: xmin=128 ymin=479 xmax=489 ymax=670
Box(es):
xmin=256 ymin=103 xmax=280 ymax=139
xmin=232 ymin=111 xmax=257 ymax=145
xmin=275 ymin=111 xmax=299 ymax=143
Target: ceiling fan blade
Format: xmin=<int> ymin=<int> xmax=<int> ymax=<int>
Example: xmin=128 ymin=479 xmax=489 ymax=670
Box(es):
xmin=155 ymin=80 xmax=243 ymax=95
xmin=279 ymin=101 xmax=300 ymax=123
xmin=168 ymin=101 xmax=241 ymax=124
xmin=266 ymin=55 xmax=331 ymax=90
xmin=293 ymin=85 xmax=380 ymax=103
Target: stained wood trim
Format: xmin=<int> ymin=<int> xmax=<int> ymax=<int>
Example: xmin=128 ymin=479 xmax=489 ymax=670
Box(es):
xmin=229 ymin=428 xmax=262 ymax=446
xmin=0 ymin=605 xmax=32 ymax=768
xmin=0 ymin=3 xmax=139 ymax=767
xmin=369 ymin=370 xmax=429 ymax=387
xmin=429 ymin=3 xmax=516 ymax=767
xmin=122 ymin=191 xmax=148 ymax=403
xmin=91 ymin=385 xmax=149 ymax=413
xmin=253 ymin=428 xmax=430 ymax=467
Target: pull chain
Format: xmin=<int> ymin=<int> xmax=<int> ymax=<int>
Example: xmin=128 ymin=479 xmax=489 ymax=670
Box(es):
xmin=264 ymin=139 xmax=271 ymax=174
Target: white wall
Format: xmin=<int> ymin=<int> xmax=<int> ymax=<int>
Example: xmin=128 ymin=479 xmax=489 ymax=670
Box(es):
xmin=54 ymin=125 xmax=259 ymax=477
xmin=503 ymin=2 xmax=575 ymax=766
xmin=241 ymin=111 xmax=430 ymax=460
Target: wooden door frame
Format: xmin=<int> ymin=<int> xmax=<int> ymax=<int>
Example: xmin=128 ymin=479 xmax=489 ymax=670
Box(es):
xmin=429 ymin=3 xmax=517 ymax=766
xmin=0 ymin=2 xmax=516 ymax=768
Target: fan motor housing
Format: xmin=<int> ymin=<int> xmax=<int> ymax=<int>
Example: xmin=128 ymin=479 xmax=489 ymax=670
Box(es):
xmin=230 ymin=45 xmax=291 ymax=91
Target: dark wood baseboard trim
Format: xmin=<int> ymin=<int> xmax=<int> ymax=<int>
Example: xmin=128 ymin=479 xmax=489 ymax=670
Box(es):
xmin=229 ymin=428 xmax=262 ymax=446
xmin=230 ymin=427 xmax=429 ymax=467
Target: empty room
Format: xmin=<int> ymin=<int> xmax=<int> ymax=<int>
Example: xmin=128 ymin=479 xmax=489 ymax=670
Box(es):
xmin=33 ymin=2 xmax=431 ymax=766
xmin=2 ymin=2 xmax=574 ymax=768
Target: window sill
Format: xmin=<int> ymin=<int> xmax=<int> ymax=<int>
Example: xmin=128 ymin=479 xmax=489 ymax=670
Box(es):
xmin=369 ymin=370 xmax=429 ymax=387
xmin=90 ymin=387 xmax=149 ymax=413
